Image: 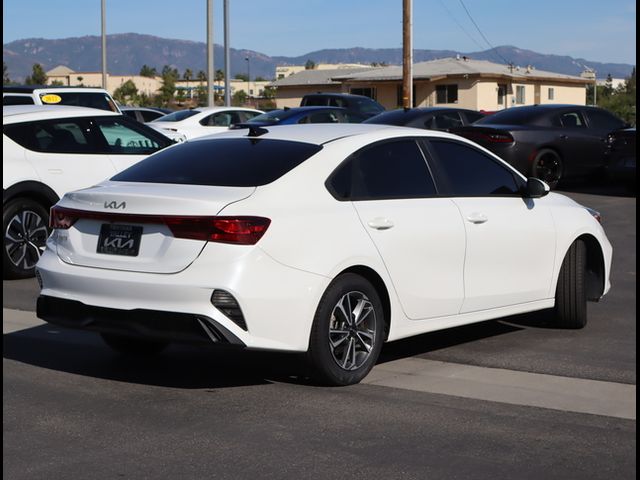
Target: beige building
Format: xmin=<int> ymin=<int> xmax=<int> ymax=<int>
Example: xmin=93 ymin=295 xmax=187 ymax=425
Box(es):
xmin=275 ymin=63 xmax=373 ymax=80
xmin=270 ymin=57 xmax=589 ymax=111
xmin=46 ymin=66 xmax=162 ymax=96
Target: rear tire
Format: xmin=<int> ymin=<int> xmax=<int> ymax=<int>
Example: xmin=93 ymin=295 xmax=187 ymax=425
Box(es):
xmin=553 ymin=240 xmax=587 ymax=329
xmin=100 ymin=333 xmax=169 ymax=356
xmin=531 ymin=149 xmax=563 ymax=190
xmin=3 ymin=197 xmax=50 ymax=279
xmin=307 ymin=273 xmax=384 ymax=386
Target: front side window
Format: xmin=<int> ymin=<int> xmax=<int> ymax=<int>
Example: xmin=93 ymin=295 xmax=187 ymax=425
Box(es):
xmin=300 ymin=111 xmax=341 ymax=124
xmin=428 ymin=140 xmax=522 ymax=196
xmin=201 ymin=111 xmax=244 ymax=127
xmin=515 ymin=86 xmax=526 ymax=104
xmin=432 ymin=112 xmax=463 ymax=130
xmin=436 ymin=84 xmax=459 ymax=104
xmin=94 ymin=117 xmax=169 ymax=154
xmin=327 ymin=139 xmax=437 ymax=201
xmin=140 ymin=110 xmax=164 ymax=122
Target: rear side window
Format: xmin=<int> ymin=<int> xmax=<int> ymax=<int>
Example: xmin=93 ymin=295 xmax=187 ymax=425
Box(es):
xmin=429 ymin=140 xmax=522 ymax=196
xmin=4 ymin=119 xmax=93 ymax=153
xmin=139 ymin=110 xmax=164 ymax=122
xmin=585 ymin=109 xmax=624 ymax=131
xmin=112 ymin=138 xmax=322 ymax=186
xmin=3 ymin=95 xmax=35 ymax=105
xmin=152 ymin=110 xmax=199 ymax=122
xmin=302 ymin=96 xmax=328 ymax=107
xmin=327 ymin=139 xmax=437 ymax=201
xmin=432 ymin=112 xmax=463 ymax=130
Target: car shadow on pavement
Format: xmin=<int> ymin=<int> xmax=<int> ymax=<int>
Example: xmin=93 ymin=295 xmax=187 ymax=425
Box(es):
xmin=3 ymin=309 xmax=558 ymax=388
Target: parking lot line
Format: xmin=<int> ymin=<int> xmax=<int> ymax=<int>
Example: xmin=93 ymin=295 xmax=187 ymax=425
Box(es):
xmin=365 ymin=357 xmax=636 ymax=420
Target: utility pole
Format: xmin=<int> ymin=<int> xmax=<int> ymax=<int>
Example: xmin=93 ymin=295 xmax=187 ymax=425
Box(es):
xmin=402 ymin=0 xmax=413 ymax=108
xmin=224 ymin=0 xmax=231 ymax=106
xmin=207 ymin=0 xmax=215 ymax=107
xmin=101 ymin=0 xmax=107 ymax=90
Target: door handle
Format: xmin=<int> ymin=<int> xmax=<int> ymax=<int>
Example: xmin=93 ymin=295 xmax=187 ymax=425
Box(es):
xmin=367 ymin=218 xmax=394 ymax=230
xmin=466 ymin=213 xmax=488 ymax=224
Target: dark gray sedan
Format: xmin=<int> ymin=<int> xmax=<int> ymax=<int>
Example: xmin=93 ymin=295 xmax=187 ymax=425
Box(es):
xmin=452 ymin=105 xmax=628 ymax=188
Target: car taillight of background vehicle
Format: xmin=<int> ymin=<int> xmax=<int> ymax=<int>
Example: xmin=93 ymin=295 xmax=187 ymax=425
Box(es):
xmin=463 ymin=131 xmax=515 ymax=144
xmin=49 ymin=206 xmax=270 ymax=245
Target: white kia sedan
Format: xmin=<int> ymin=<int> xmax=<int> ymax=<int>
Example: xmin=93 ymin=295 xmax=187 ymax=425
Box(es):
xmin=36 ymin=124 xmax=612 ymax=385
xmin=147 ymin=106 xmax=263 ymax=140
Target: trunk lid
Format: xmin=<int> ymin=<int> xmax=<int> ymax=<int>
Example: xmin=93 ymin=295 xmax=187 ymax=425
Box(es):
xmin=53 ymin=181 xmax=255 ymax=273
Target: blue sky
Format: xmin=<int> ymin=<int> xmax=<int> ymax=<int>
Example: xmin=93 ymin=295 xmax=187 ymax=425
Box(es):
xmin=3 ymin=0 xmax=636 ymax=64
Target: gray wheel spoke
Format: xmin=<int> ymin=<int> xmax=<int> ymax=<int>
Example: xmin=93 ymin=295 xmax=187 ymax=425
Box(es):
xmin=355 ymin=332 xmax=372 ymax=353
xmin=329 ymin=330 xmax=349 ymax=348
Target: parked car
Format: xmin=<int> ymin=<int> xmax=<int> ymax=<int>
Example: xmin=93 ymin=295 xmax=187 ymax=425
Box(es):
xmin=300 ymin=93 xmax=385 ymax=118
xmin=3 ymin=85 xmax=121 ymax=113
xmin=364 ymin=107 xmax=485 ymax=131
xmin=232 ymin=106 xmax=367 ymax=128
xmin=121 ymin=106 xmax=172 ymax=123
xmin=452 ymin=104 xmax=628 ymax=188
xmin=36 ymin=124 xmax=611 ymax=386
xmin=147 ymin=106 xmax=263 ymax=140
xmin=605 ymin=127 xmax=636 ymax=190
xmin=3 ymin=105 xmax=174 ymax=279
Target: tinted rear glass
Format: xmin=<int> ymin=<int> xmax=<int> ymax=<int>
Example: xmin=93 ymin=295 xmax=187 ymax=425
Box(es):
xmin=364 ymin=110 xmax=422 ymax=126
xmin=3 ymin=95 xmax=35 ymax=105
xmin=476 ymin=108 xmax=545 ymax=126
xmin=112 ymin=138 xmax=322 ymax=186
xmin=246 ymin=109 xmax=300 ymax=124
xmin=41 ymin=92 xmax=118 ymax=112
xmin=152 ymin=110 xmax=199 ymax=122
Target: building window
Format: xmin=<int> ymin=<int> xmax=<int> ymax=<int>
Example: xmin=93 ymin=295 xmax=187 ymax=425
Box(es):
xmin=350 ymin=87 xmax=376 ymax=99
xmin=515 ymin=85 xmax=526 ymax=104
xmin=497 ymin=84 xmax=507 ymax=105
xmin=436 ymin=84 xmax=458 ymax=104
xmin=548 ymin=88 xmax=555 ymax=100
xmin=277 ymin=74 xmax=285 ymax=79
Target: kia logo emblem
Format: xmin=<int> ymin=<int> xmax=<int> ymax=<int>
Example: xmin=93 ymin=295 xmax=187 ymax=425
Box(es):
xmin=104 ymin=201 xmax=126 ymax=209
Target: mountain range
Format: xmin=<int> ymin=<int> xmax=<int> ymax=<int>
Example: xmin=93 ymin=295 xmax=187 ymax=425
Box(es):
xmin=3 ymin=33 xmax=635 ymax=82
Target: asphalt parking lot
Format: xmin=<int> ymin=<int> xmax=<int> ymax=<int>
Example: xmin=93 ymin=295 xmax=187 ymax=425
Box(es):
xmin=3 ymin=182 xmax=636 ymax=479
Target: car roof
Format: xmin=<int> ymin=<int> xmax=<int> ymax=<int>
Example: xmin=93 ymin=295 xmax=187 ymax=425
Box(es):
xmin=191 ymin=106 xmax=263 ymax=114
xmin=3 ymin=85 xmax=112 ymax=94
xmin=3 ymin=105 xmax=120 ymax=124
xmin=303 ymin=93 xmax=373 ymax=99
xmin=195 ymin=123 xmax=463 ymax=146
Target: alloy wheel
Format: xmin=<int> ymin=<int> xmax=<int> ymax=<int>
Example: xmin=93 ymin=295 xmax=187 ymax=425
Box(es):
xmin=5 ymin=209 xmax=48 ymax=270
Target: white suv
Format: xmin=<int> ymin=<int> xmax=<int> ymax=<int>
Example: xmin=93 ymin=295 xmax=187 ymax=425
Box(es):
xmin=3 ymin=105 xmax=173 ymax=279
xmin=3 ymin=86 xmax=121 ymax=113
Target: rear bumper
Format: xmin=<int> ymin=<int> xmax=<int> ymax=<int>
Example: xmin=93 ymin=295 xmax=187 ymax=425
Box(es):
xmin=37 ymin=295 xmax=245 ymax=346
xmin=36 ymin=243 xmax=331 ymax=352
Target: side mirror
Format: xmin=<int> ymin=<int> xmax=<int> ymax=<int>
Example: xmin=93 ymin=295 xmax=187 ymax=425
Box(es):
xmin=524 ymin=177 xmax=550 ymax=198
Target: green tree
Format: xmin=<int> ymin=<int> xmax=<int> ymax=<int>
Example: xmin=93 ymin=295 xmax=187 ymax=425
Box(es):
xmin=263 ymin=85 xmax=277 ymax=100
xmin=158 ymin=65 xmax=179 ymax=106
xmin=25 ymin=63 xmax=48 ymax=85
xmin=232 ymin=90 xmax=248 ymax=106
xmin=305 ymin=59 xmax=316 ymax=70
xmin=197 ymin=70 xmax=207 ymax=82
xmin=139 ymin=65 xmax=157 ymax=77
xmin=49 ymin=80 xmax=65 ymax=86
xmin=234 ymin=73 xmax=249 ymax=82
xmin=596 ymin=68 xmax=636 ymax=125
xmin=113 ymin=79 xmax=139 ymax=105
xmin=3 ymin=62 xmax=10 ymax=85
xmin=183 ymin=68 xmax=193 ymax=82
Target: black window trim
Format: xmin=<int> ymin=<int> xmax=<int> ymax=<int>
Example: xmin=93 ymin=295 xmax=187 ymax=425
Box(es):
xmin=422 ymin=138 xmax=526 ymax=198
xmin=325 ymin=137 xmax=440 ymax=202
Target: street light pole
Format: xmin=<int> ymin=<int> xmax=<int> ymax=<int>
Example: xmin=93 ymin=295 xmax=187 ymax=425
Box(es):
xmin=402 ymin=0 xmax=413 ymax=108
xmin=224 ymin=0 xmax=231 ymax=106
xmin=245 ymin=56 xmax=250 ymax=106
xmin=206 ymin=0 xmax=215 ymax=107
xmin=101 ymin=0 xmax=107 ymax=90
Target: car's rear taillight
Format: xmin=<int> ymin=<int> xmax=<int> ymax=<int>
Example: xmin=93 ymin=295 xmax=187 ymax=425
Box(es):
xmin=166 ymin=217 xmax=271 ymax=244
xmin=50 ymin=206 xmax=78 ymax=229
xmin=462 ymin=131 xmax=514 ymax=144
xmin=48 ymin=206 xmax=270 ymax=245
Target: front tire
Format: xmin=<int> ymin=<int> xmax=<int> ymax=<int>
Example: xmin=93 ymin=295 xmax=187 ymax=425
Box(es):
xmin=553 ymin=240 xmax=587 ymax=329
xmin=532 ymin=149 xmax=563 ymax=190
xmin=3 ymin=198 xmax=50 ymax=279
xmin=101 ymin=333 xmax=169 ymax=356
xmin=308 ymin=273 xmax=384 ymax=386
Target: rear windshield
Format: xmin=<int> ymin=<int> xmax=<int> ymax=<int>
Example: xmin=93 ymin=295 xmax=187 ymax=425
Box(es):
xmin=40 ymin=92 xmax=119 ymax=112
xmin=476 ymin=108 xmax=545 ymax=126
xmin=152 ymin=110 xmax=199 ymax=122
xmin=112 ymin=138 xmax=323 ymax=186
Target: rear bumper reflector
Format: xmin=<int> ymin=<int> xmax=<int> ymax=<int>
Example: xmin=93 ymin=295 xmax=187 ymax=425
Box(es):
xmin=36 ymin=295 xmax=246 ymax=347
